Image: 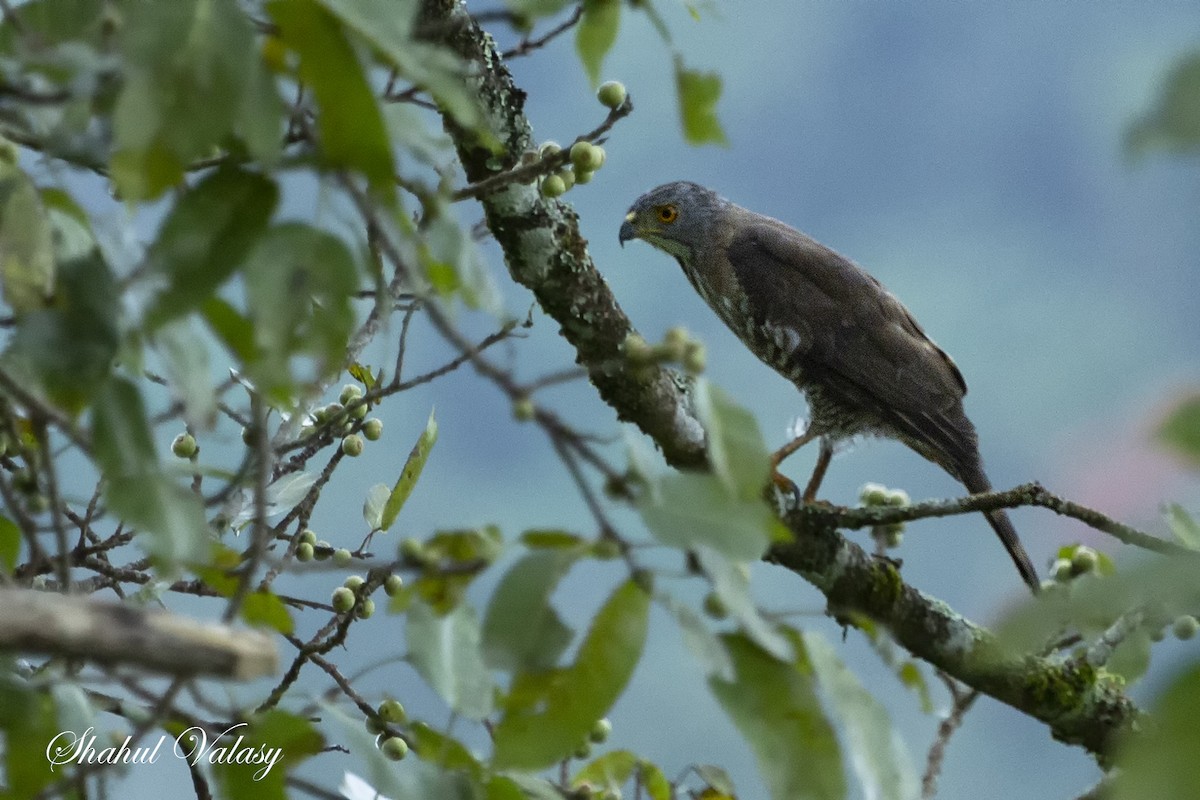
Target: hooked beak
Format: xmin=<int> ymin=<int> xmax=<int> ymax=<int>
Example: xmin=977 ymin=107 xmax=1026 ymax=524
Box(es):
xmin=618 ymin=211 xmax=638 ymax=247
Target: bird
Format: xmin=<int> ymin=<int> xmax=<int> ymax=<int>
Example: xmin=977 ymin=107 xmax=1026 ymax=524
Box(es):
xmin=619 ymin=180 xmax=1040 ymax=592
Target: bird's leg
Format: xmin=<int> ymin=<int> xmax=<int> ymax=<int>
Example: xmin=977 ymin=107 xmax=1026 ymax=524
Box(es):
xmin=769 ymin=429 xmax=819 ymax=499
xmin=801 ymin=439 xmax=834 ymax=503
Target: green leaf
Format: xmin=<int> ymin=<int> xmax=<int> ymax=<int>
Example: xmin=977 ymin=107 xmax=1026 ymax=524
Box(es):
xmin=492 ymin=578 xmax=650 ymax=770
xmin=710 ymin=632 xmax=844 ymax=800
xmin=4 ymin=254 xmax=118 ymax=412
xmin=363 ymin=483 xmax=390 ymax=531
xmin=0 ymin=163 xmax=55 ymax=313
xmin=212 ymin=710 xmax=323 ymax=800
xmin=40 ymin=187 xmax=96 ymax=264
xmin=420 ymin=210 xmax=500 ymax=312
xmin=576 ymin=0 xmax=621 ymax=87
xmin=112 ymin=0 xmax=276 ymax=199
xmin=92 ymin=377 xmax=157 ymax=479
xmin=1112 ymin=663 xmax=1200 ymax=800
xmin=381 ymin=409 xmax=438 ymax=531
xmin=694 ymin=380 xmax=771 ymax=500
xmin=804 ymin=632 xmax=918 ymax=800
xmin=1158 ymin=394 xmax=1200 ymax=467
xmin=1166 ymin=504 xmax=1200 ymax=549
xmin=154 ymin=319 xmax=217 ymax=428
xmin=505 ymin=0 xmax=573 ymax=18
xmin=641 ymin=761 xmax=672 ymax=800
xmin=482 ymin=550 xmax=577 ymax=672
xmin=640 ymin=470 xmax=773 ymax=562
xmin=0 ymin=677 xmax=57 ymax=796
xmin=520 ymin=529 xmax=585 ymax=549
xmin=0 ymin=515 xmax=19 ymax=574
xmin=696 ymin=546 xmax=792 ymax=661
xmin=1126 ymin=52 xmax=1200 ymax=158
xmin=241 ymin=223 xmax=358 ymax=402
xmin=202 ymin=297 xmax=256 ymax=363
xmin=144 ymin=167 xmax=278 ymax=327
xmin=408 ymin=721 xmax=483 ymax=780
xmin=0 ymin=0 xmax=104 ymax=50
xmin=406 ymin=600 xmax=495 ymax=720
xmin=675 ymin=56 xmax=727 ymax=145
xmin=241 ymin=590 xmax=295 ymax=635
xmin=659 ymin=591 xmax=733 ymax=680
xmin=267 ymin=0 xmax=396 ymax=196
xmin=573 ymin=750 xmax=638 ymax=795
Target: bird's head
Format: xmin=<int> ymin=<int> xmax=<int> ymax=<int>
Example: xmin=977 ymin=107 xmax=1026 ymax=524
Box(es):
xmin=619 ymin=181 xmax=728 ymax=260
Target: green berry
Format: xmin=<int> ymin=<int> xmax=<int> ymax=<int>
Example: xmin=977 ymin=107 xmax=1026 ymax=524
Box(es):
xmin=703 ymin=592 xmax=728 ymax=620
xmin=1070 ymin=546 xmax=1098 ymax=575
xmin=589 ymin=718 xmax=611 ymax=743
xmin=540 ymin=174 xmax=567 ymax=198
xmin=597 ymin=80 xmax=627 ymax=109
xmin=1051 ymin=558 xmax=1073 ymax=582
xmin=513 ymin=396 xmax=536 ymax=421
xmin=299 ymin=529 xmax=317 ymax=545
xmin=573 ymin=741 xmax=592 ymax=760
xmin=296 ymin=542 xmax=315 ymax=562
xmin=380 ymin=736 xmax=408 ymax=761
xmin=241 ymin=426 xmax=256 ymax=445
xmin=399 ymin=538 xmax=427 ymax=564
xmin=378 ymin=699 xmax=407 ymax=724
xmin=339 ymin=384 xmax=364 ymax=405
xmin=349 ymin=401 xmax=369 ymax=420
xmin=341 ymin=434 xmax=364 ymax=457
xmin=570 ymin=141 xmax=594 ymax=169
xmin=363 ymin=418 xmax=384 ymax=441
xmin=331 ymin=587 xmax=355 ymax=613
xmin=343 ymin=575 xmax=365 ymax=591
xmin=858 ymin=483 xmax=888 ymax=506
xmin=1173 ymin=615 xmax=1198 ymax=641
xmin=384 ymin=574 xmax=404 ymax=597
xmin=883 ymin=526 xmax=904 ymax=549
xmin=557 ymin=167 xmax=576 ymax=191
xmin=357 ymin=598 xmax=376 ymax=618
xmin=539 ymin=140 xmax=561 ymax=159
xmin=622 ymin=333 xmax=652 ymax=365
xmin=573 ymin=167 xmax=594 ymax=184
xmin=365 ymin=716 xmax=386 ymax=735
xmin=884 ymin=488 xmax=910 ymax=507
xmin=324 ymin=403 xmax=344 ymax=420
xmin=171 ymin=433 xmax=197 ymax=458
xmin=333 ymin=548 xmax=353 ymax=567
xmin=682 ymin=341 xmax=706 ymax=374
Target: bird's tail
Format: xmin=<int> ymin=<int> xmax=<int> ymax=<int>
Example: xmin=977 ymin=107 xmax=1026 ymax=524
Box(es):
xmin=958 ymin=460 xmax=1041 ymax=593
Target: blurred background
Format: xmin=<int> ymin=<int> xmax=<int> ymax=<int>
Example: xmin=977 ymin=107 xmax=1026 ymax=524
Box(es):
xmin=108 ymin=3 xmax=1200 ymax=798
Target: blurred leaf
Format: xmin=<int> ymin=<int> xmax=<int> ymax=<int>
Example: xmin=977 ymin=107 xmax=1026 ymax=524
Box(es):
xmin=40 ymin=187 xmax=96 ymax=264
xmin=408 ymin=721 xmax=483 ymax=780
xmin=381 ymin=409 xmax=438 ymax=531
xmin=0 ymin=677 xmax=57 ymax=796
xmin=318 ymin=0 xmax=489 ymax=136
xmin=112 ymin=0 xmax=277 ymax=199
xmin=659 ymin=591 xmax=734 ymax=680
xmin=1166 ymin=504 xmax=1200 ymax=550
xmin=639 ymin=471 xmax=773 ymax=562
xmin=695 ymin=765 xmax=736 ymax=795
xmin=710 ymin=631 xmax=844 ymax=800
xmin=804 ymin=632 xmax=918 ymax=800
xmin=0 ymin=515 xmax=18 ymax=574
xmin=383 ymin=104 xmax=454 ymax=167
xmin=1126 ymin=52 xmax=1200 ymax=158
xmin=406 ymin=600 xmax=495 ymax=720
xmin=268 ymin=0 xmax=395 ymax=196
xmin=213 ymin=711 xmax=323 ymax=800
xmin=505 ymin=0 xmax=573 ymax=18
xmin=0 ymin=163 xmax=55 ymax=313
xmin=1106 ymin=627 xmax=1152 ymax=684
xmin=641 ymin=761 xmax=672 ymax=800
xmin=241 ymin=223 xmax=358 ymax=402
xmin=92 ymin=377 xmax=156 ymax=478
xmin=363 ymin=483 xmax=390 ymax=530
xmin=1112 ymin=663 xmax=1200 ymax=800
xmin=420 ymin=211 xmax=500 ymax=312
xmin=694 ymin=380 xmax=771 ymax=500
xmin=493 ymin=578 xmax=650 ymax=770
xmin=696 ymin=546 xmax=792 ymax=661
xmin=490 ymin=773 xmax=562 ymax=800
xmin=202 ymin=297 xmax=256 ymax=363
xmin=576 ymin=0 xmax=620 ymax=87
xmin=230 ymin=472 xmax=318 ymax=529
xmin=323 ymin=705 xmax=410 ymax=800
xmin=482 ymin=550 xmax=577 ymax=672
xmin=573 ymin=750 xmax=637 ymax=795
xmin=0 ymin=0 xmax=105 ymax=50
xmin=675 ymin=56 xmax=727 ymax=145
xmin=4 ymin=254 xmax=118 ymax=412
xmin=154 ymin=318 xmax=217 ymax=428
xmin=1158 ymin=394 xmax=1200 ymax=467
xmin=520 ymin=529 xmax=584 ymax=549
xmin=144 ymin=167 xmax=278 ymax=327
xmin=241 ymin=590 xmax=295 ymax=635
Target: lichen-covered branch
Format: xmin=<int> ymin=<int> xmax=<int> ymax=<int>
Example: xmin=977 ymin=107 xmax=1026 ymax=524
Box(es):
xmin=419 ymin=0 xmax=1141 ymax=761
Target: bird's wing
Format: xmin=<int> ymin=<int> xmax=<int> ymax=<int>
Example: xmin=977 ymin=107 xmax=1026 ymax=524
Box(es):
xmin=725 ymin=218 xmax=978 ymax=470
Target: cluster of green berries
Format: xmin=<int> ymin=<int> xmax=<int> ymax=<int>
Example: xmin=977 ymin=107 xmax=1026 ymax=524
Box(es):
xmin=535 ymin=81 xmax=625 ymax=200
xmin=622 ymin=327 xmax=706 ymax=376
xmin=366 ymin=699 xmax=409 ymax=760
xmin=1048 ymin=545 xmax=1102 ymax=584
xmin=291 ymin=385 xmax=384 ymax=454
xmin=571 ymin=717 xmax=612 ymax=760
xmin=294 ymin=528 xmax=335 ymax=562
xmin=860 ymin=483 xmax=909 ymax=548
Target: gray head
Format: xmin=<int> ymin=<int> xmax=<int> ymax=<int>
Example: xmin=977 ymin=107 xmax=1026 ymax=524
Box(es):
xmin=619 ymin=181 xmax=730 ymax=261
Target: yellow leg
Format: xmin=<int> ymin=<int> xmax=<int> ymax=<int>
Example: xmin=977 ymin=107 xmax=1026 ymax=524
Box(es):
xmin=770 ymin=430 xmax=832 ymax=503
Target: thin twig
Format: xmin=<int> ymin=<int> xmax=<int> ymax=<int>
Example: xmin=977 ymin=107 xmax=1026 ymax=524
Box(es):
xmin=921 ymin=672 xmax=979 ymax=799
xmin=501 ymin=6 xmax=584 ymax=59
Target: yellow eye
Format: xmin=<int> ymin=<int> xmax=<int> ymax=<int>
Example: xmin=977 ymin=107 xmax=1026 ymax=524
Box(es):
xmin=656 ymin=204 xmax=678 ymax=224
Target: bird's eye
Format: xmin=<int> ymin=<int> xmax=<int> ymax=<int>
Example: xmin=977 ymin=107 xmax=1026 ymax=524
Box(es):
xmin=656 ymin=205 xmax=679 ymax=224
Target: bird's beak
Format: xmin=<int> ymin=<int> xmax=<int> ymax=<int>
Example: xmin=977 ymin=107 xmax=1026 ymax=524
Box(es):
xmin=618 ymin=211 xmax=638 ymax=247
